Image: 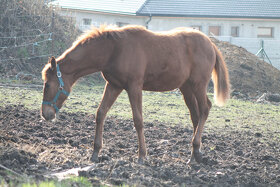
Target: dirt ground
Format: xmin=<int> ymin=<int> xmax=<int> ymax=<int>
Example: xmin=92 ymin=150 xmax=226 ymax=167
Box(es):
xmin=0 ymin=104 xmax=279 ymax=186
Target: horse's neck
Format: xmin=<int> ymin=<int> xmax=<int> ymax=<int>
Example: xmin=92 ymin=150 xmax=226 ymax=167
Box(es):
xmin=60 ymin=39 xmax=114 ymax=84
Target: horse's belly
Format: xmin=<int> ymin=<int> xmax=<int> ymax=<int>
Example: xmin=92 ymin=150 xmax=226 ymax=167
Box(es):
xmin=143 ymin=84 xmax=179 ymax=92
xmin=143 ymin=72 xmax=187 ymax=91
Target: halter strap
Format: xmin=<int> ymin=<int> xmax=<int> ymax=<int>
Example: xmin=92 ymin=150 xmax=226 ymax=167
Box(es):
xmin=57 ymin=64 xmax=64 ymax=87
xmin=42 ymin=64 xmax=70 ymax=113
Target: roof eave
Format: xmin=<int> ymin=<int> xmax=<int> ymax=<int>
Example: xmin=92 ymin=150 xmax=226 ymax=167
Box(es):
xmin=137 ymin=13 xmax=280 ymax=20
xmin=58 ymin=6 xmax=137 ymax=16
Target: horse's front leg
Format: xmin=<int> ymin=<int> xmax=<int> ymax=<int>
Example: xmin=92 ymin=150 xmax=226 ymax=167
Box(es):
xmin=91 ymin=83 xmax=122 ymax=162
xmin=127 ymin=85 xmax=147 ymax=163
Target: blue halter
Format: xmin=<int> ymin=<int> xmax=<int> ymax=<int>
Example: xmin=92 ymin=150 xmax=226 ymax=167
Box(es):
xmin=42 ymin=64 xmax=70 ymax=113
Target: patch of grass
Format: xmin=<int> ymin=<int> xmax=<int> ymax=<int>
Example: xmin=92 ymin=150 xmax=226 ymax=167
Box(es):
xmin=62 ymin=176 xmax=92 ymax=187
xmin=22 ymin=181 xmax=56 ymax=187
xmin=20 ymin=176 xmax=92 ymax=187
xmin=0 ymin=80 xmax=279 ymax=140
xmin=0 ymin=176 xmax=93 ymax=187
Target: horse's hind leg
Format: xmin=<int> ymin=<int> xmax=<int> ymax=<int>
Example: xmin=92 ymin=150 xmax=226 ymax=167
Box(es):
xmin=191 ymin=83 xmax=212 ymax=163
xmin=179 ymin=82 xmax=200 ymax=163
xmin=180 ymin=81 xmax=199 ymax=135
xmin=127 ymin=85 xmax=146 ymax=163
xmin=91 ymin=83 xmax=122 ymax=162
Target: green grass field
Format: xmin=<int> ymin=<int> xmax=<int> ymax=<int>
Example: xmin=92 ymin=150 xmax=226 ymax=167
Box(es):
xmin=0 ymin=78 xmax=279 ymax=139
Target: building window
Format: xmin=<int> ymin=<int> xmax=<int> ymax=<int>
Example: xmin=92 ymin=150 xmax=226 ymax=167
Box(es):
xmin=209 ymin=26 xmax=221 ymax=36
xmin=191 ymin=26 xmax=202 ymax=31
xmin=83 ymin=18 xmax=92 ymax=25
xmin=231 ymin=26 xmax=239 ymax=37
xmin=116 ymin=22 xmax=129 ymax=27
xmin=257 ymin=27 xmax=274 ymax=38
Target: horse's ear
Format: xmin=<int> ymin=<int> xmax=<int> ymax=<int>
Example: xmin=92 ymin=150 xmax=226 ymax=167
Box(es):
xmin=49 ymin=56 xmax=57 ymax=70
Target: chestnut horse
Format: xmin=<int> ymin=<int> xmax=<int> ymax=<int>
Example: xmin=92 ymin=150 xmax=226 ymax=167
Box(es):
xmin=41 ymin=25 xmax=230 ymax=164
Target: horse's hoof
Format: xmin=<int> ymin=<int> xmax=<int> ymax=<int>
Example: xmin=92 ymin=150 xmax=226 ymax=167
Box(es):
xmin=194 ymin=150 xmax=203 ymax=163
xmin=90 ymin=153 xmax=99 ymax=163
xmin=138 ymin=157 xmax=144 ymax=164
xmin=187 ymin=157 xmax=196 ymax=165
xmin=188 ymin=150 xmax=203 ymax=165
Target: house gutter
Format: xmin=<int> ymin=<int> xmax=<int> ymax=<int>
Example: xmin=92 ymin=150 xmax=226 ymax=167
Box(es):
xmin=145 ymin=15 xmax=152 ymax=29
xmin=138 ymin=0 xmax=152 ymax=29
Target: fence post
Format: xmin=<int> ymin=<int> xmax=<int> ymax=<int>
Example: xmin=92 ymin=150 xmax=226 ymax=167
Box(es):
xmin=51 ymin=9 xmax=55 ymax=56
xmin=256 ymin=40 xmax=272 ymax=65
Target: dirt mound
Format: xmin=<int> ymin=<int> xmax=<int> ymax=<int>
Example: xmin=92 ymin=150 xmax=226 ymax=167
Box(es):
xmin=1 ymin=105 xmax=279 ymax=186
xmin=212 ymin=38 xmax=280 ymax=97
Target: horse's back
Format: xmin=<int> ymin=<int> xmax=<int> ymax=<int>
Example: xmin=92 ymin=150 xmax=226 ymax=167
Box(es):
xmin=104 ymin=26 xmax=216 ymax=91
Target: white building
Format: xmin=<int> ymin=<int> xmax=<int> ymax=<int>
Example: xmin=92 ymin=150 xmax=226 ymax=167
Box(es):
xmin=51 ymin=0 xmax=280 ymax=69
xmin=51 ymin=0 xmax=148 ymax=31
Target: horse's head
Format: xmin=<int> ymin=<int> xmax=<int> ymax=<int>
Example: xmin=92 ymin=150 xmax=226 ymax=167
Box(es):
xmin=41 ymin=57 xmax=71 ymax=121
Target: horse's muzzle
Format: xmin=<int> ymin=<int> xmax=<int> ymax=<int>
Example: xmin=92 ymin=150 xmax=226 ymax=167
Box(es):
xmin=41 ymin=105 xmax=56 ymax=121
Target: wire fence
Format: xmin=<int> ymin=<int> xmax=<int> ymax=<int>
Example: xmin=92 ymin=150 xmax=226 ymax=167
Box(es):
xmin=0 ymin=0 xmax=79 ymax=77
xmin=0 ymin=30 xmax=54 ymax=66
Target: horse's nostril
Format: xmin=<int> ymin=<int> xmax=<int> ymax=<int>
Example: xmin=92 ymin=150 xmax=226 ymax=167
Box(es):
xmin=47 ymin=112 xmax=55 ymax=121
xmin=42 ymin=107 xmax=55 ymax=121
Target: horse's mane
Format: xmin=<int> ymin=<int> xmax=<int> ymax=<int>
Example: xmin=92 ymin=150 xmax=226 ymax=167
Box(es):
xmin=42 ymin=25 xmax=146 ymax=81
xmin=73 ymin=25 xmax=146 ymax=46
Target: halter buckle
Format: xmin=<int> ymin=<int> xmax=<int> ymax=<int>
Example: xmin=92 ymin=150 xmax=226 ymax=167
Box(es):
xmin=57 ymin=71 xmax=62 ymax=77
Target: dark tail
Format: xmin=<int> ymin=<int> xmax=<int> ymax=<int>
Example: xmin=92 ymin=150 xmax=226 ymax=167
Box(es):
xmin=212 ymin=44 xmax=230 ymax=106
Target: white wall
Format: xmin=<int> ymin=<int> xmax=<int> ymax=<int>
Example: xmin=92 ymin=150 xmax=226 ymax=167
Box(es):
xmin=148 ymin=17 xmax=280 ymax=69
xmin=147 ymin=17 xmax=280 ymax=38
xmin=59 ymin=9 xmax=147 ymax=31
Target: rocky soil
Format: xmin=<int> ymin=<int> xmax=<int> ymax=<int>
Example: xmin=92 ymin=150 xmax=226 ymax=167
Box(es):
xmin=0 ymin=105 xmax=279 ymax=186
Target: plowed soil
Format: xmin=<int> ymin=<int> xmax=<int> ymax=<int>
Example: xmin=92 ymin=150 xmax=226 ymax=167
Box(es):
xmin=0 ymin=104 xmax=279 ymax=186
